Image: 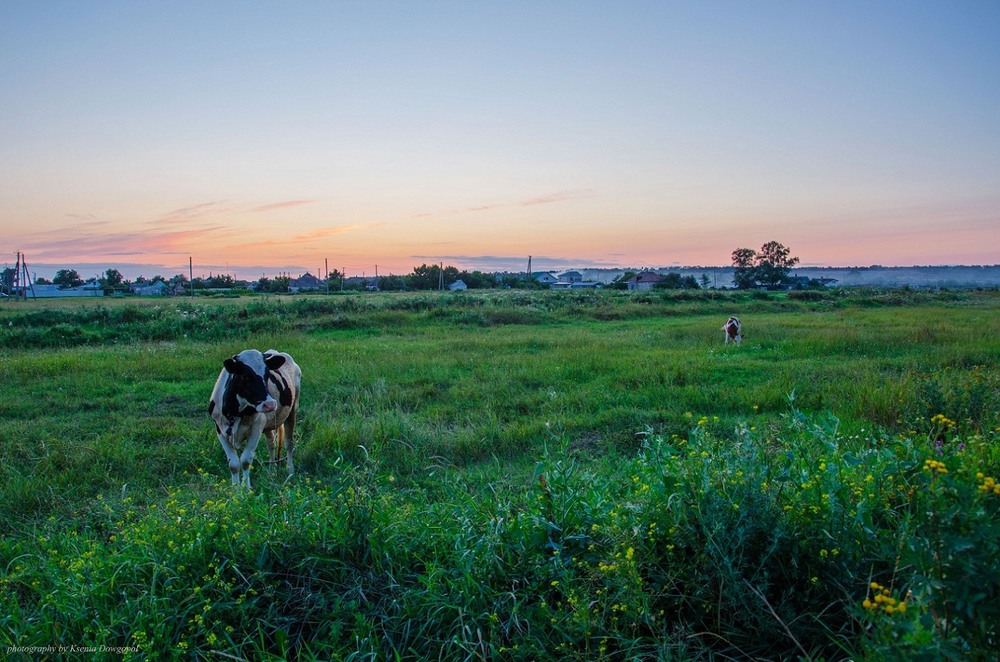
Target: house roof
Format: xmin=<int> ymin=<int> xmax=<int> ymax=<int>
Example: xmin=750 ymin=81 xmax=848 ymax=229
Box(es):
xmin=626 ymin=271 xmax=664 ymax=284
xmin=291 ymin=273 xmax=324 ymax=288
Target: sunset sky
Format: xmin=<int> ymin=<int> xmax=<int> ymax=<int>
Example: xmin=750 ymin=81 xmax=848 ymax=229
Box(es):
xmin=2 ymin=1 xmax=998 ymax=281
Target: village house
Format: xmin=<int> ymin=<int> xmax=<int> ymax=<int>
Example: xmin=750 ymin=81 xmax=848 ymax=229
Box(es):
xmin=131 ymin=280 xmax=168 ymax=296
xmin=548 ymin=270 xmax=601 ymax=290
xmin=289 ymin=272 xmax=325 ymax=292
xmin=24 ymin=280 xmax=104 ymax=298
xmin=626 ymin=271 xmax=664 ymax=291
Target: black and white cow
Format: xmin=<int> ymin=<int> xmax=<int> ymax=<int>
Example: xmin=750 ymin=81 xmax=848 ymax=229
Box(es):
xmin=208 ymin=349 xmax=302 ymax=487
xmin=722 ymin=316 xmax=742 ymax=345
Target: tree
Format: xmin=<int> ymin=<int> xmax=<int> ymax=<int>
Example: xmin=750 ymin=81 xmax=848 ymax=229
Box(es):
xmin=1 ymin=267 xmax=15 ymax=293
xmin=205 ymin=274 xmax=235 ymax=289
xmin=255 ymin=276 xmax=290 ymax=293
xmin=755 ymin=241 xmax=799 ymax=289
xmin=406 ymin=264 xmax=460 ymax=290
xmin=731 ymin=248 xmax=758 ymax=289
xmin=378 ymin=275 xmax=407 ymax=291
xmin=654 ymin=273 xmax=700 ymax=289
xmin=53 ymin=269 xmax=83 ymax=288
xmin=730 ymin=242 xmax=799 ymax=289
xmin=324 ymin=269 xmax=344 ymax=288
xmin=457 ymin=270 xmax=498 ymax=289
xmin=407 ymin=264 xmax=439 ymax=290
xmin=608 ymin=271 xmax=637 ymax=290
xmin=101 ymin=268 xmax=124 ymax=294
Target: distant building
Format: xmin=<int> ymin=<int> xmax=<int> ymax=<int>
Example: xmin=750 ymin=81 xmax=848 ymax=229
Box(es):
xmin=532 ymin=272 xmax=559 ymax=286
xmin=289 ymin=272 xmax=325 ymax=292
xmin=783 ymin=276 xmax=813 ymax=290
xmin=626 ymin=272 xmax=664 ymax=291
xmin=558 ymin=271 xmax=584 ymax=284
xmin=448 ymin=279 xmax=468 ymax=291
xmin=25 ymin=280 xmax=103 ymax=298
xmin=551 ymin=280 xmax=602 ymax=290
xmin=132 ymin=281 xmax=167 ymax=296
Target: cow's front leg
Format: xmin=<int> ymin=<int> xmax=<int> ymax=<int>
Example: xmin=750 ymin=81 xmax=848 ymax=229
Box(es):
xmin=218 ymin=433 xmax=242 ymax=485
xmin=238 ymin=414 xmax=268 ymax=488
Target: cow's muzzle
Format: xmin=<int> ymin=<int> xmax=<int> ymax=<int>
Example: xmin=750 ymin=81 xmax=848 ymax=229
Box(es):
xmin=237 ymin=395 xmax=278 ymax=414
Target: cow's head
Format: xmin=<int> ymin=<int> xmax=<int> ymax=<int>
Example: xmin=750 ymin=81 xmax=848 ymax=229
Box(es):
xmin=222 ymin=349 xmax=286 ymax=415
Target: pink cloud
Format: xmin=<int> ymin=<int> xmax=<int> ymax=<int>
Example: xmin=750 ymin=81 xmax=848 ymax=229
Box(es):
xmin=230 ymin=225 xmax=367 ymax=252
xmin=21 ymin=223 xmax=238 ymax=261
xmin=151 ymin=199 xmax=314 ymax=226
xmin=249 ymin=200 xmax=315 ymax=213
xmin=413 ymin=190 xmax=592 ymax=219
xmin=519 ymin=189 xmax=595 ymax=206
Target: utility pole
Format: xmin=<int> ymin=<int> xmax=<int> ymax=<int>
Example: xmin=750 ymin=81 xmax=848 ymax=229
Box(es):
xmin=189 ymin=257 xmax=194 ymax=296
xmin=22 ymin=253 xmax=33 ymax=299
xmin=14 ymin=251 xmax=35 ymax=300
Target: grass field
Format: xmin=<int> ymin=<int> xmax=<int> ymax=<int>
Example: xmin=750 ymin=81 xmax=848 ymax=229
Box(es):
xmin=1 ymin=288 xmax=998 ymax=660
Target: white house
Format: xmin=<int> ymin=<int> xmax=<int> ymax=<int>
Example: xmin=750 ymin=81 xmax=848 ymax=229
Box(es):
xmin=550 ymin=281 xmax=602 ymax=290
xmin=448 ymin=279 xmax=468 ymax=291
xmin=289 ymin=272 xmax=325 ymax=292
xmin=132 ymin=281 xmax=167 ymax=296
xmin=626 ymin=272 xmax=664 ymax=291
xmin=25 ymin=280 xmax=103 ymax=298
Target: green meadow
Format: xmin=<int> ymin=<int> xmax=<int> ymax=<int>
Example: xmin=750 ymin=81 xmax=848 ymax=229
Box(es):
xmin=1 ymin=288 xmax=998 ymax=660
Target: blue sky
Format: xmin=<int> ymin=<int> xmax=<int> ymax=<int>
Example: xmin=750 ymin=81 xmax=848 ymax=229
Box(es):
xmin=2 ymin=1 xmax=998 ymax=280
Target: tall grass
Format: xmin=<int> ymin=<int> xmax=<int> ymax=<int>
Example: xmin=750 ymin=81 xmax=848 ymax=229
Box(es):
xmin=0 ymin=289 xmax=997 ymax=658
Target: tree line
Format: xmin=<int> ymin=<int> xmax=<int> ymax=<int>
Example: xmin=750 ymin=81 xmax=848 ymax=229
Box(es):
xmin=3 ymin=241 xmax=806 ymax=295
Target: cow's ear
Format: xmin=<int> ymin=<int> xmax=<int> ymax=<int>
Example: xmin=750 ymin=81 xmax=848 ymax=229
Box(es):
xmin=265 ymin=354 xmax=286 ymax=371
xmin=223 ymin=357 xmax=240 ymax=373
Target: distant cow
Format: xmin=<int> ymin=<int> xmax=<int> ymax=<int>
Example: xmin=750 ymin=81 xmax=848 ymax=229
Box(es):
xmin=722 ymin=316 xmax=742 ymax=345
xmin=208 ymin=349 xmax=302 ymax=487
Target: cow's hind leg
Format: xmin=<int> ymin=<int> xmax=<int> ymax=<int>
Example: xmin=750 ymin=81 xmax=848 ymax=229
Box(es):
xmin=283 ymin=409 xmax=297 ymax=478
xmin=264 ymin=429 xmax=277 ymax=464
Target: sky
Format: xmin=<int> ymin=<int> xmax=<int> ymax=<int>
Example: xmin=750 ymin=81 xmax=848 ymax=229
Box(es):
xmin=2 ymin=1 xmax=999 ymax=281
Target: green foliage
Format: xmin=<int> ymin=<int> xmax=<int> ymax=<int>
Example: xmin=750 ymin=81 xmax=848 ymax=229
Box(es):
xmin=732 ymin=241 xmax=800 ymax=289
xmin=0 ymin=289 xmax=998 ymax=658
xmin=653 ymin=273 xmax=700 ymax=289
xmin=52 ymin=269 xmax=84 ymax=288
xmin=407 ymin=263 xmax=460 ymax=290
xmin=254 ymin=276 xmax=290 ymax=293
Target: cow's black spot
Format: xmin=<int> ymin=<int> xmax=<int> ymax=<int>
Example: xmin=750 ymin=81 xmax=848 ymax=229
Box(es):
xmin=268 ymin=372 xmax=293 ymax=406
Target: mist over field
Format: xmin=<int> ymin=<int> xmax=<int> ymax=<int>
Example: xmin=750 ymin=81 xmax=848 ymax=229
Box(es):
xmin=575 ymin=265 xmax=1000 ymax=289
